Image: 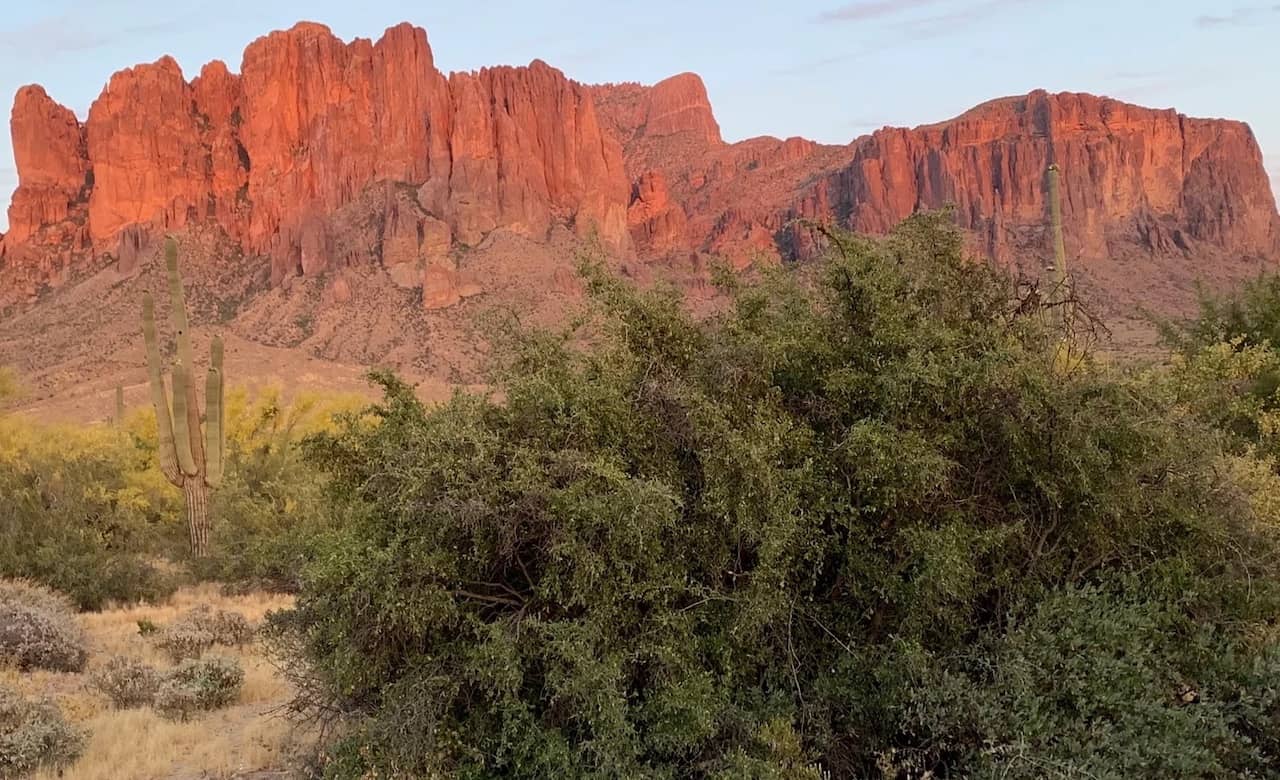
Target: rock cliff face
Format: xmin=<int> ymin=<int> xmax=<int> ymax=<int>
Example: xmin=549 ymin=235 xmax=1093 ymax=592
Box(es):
xmin=2 ymin=21 xmax=1277 ymax=308
xmin=800 ymin=92 xmax=1280 ymax=264
xmin=1 ymin=22 xmax=631 ymax=298
xmin=591 ymin=82 xmax=1280 ymax=268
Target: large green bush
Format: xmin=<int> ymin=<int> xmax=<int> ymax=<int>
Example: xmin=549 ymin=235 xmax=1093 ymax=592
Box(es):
xmin=0 ymin=417 xmax=175 ymax=610
xmin=272 ymin=214 xmax=1280 ymax=777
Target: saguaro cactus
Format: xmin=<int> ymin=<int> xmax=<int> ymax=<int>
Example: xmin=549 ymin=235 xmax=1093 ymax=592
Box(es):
xmin=142 ymin=238 xmax=224 ymax=557
xmin=1046 ymin=164 xmax=1071 ymax=330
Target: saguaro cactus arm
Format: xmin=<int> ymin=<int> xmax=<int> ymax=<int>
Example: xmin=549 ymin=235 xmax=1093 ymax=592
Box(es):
xmin=166 ymin=240 xmax=196 ymax=375
xmin=171 ymin=363 xmax=200 ymax=477
xmin=142 ymin=293 xmax=181 ymax=486
xmin=1047 ymin=164 xmax=1068 ymax=287
xmin=204 ymin=336 xmax=225 ymax=489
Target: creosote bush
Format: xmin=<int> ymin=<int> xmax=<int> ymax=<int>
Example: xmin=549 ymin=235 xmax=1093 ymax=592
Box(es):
xmin=91 ymin=656 xmax=162 ymax=709
xmin=0 ymin=686 xmax=85 ymax=778
xmin=0 ymin=580 xmax=87 ymax=673
xmin=154 ymin=656 xmax=244 ymax=721
xmin=272 ymin=214 xmax=1280 ymax=778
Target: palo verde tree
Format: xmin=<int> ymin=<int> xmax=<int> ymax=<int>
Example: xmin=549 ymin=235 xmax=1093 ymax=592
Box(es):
xmin=142 ymin=238 xmax=225 ymax=557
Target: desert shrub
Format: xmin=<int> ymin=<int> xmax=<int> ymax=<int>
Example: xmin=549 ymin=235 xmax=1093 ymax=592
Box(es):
xmin=208 ymin=610 xmax=255 ymax=646
xmin=1171 ymin=272 xmax=1280 ymax=352
xmin=154 ymin=657 xmax=243 ymax=720
xmin=272 ymin=214 xmax=1280 ymax=778
xmin=0 ymin=386 xmax=354 ymax=607
xmin=154 ymin=606 xmax=255 ymax=661
xmin=192 ymin=388 xmax=359 ymax=590
xmin=91 ymin=656 xmax=162 ymax=708
xmin=155 ymin=623 xmax=213 ymax=662
xmin=136 ymin=618 xmax=159 ymax=636
xmin=0 ymin=579 xmax=75 ymax=615
xmin=0 ymin=416 xmax=176 ymax=610
xmin=0 ymin=581 xmax=87 ymax=672
xmin=153 ymin=678 xmax=200 ymax=722
xmin=0 ymin=686 xmax=85 ymax=778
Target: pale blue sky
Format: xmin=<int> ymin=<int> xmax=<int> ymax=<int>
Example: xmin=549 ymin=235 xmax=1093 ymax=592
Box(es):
xmin=1 ymin=0 xmax=1277 ymax=232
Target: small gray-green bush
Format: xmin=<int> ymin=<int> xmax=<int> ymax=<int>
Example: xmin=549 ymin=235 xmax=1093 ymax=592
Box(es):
xmin=154 ymin=606 xmax=255 ymax=661
xmin=0 ymin=581 xmax=86 ymax=672
xmin=91 ymin=656 xmax=161 ymax=708
xmin=154 ymin=656 xmax=243 ymax=721
xmin=153 ymin=678 xmax=200 ymax=722
xmin=0 ymin=686 xmax=85 ymax=778
xmin=154 ymin=624 xmax=214 ymax=662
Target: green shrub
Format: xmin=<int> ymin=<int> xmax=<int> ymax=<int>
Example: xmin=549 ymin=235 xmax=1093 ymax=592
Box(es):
xmin=190 ymin=388 xmax=358 ymax=591
xmin=0 ymin=417 xmax=177 ymax=610
xmin=0 ymin=581 xmax=87 ymax=672
xmin=0 ymin=686 xmax=85 ymax=778
xmin=154 ymin=656 xmax=243 ymax=720
xmin=91 ymin=656 xmax=162 ymax=708
xmin=272 ymin=215 xmax=1280 ymax=777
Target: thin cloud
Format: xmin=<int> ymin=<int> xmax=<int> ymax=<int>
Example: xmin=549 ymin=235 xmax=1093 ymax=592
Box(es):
xmin=893 ymin=0 xmax=1041 ymax=39
xmin=0 ymin=15 xmax=108 ymax=54
xmin=768 ymin=52 xmax=869 ymax=76
xmin=814 ymin=0 xmax=947 ymax=22
xmin=785 ymin=0 xmax=1040 ymax=79
xmin=1196 ymin=5 xmax=1280 ymax=27
xmin=0 ymin=7 xmax=212 ymax=56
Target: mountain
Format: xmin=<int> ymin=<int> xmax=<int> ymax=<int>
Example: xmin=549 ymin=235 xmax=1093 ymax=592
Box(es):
xmin=1 ymin=21 xmax=1278 ymax=414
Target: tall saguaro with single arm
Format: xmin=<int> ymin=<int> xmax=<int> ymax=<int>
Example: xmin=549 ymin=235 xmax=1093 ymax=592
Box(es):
xmin=142 ymin=238 xmax=225 ymax=557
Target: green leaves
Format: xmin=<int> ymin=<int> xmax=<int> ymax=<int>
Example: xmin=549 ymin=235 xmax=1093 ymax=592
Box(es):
xmin=280 ymin=214 xmax=1280 ymax=778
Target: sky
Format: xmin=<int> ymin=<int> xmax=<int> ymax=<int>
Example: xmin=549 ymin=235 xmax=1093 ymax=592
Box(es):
xmin=0 ymin=0 xmax=1277 ymax=232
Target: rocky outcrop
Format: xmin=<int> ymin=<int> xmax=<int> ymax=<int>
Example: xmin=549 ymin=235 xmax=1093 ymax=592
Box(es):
xmin=2 ymin=21 xmax=631 ymax=301
xmin=798 ymin=91 xmax=1280 ymax=263
xmin=641 ymin=74 xmax=721 ymax=143
xmin=3 ymin=23 xmax=1278 ymax=308
xmin=594 ymin=85 xmax=1280 ymax=268
xmin=627 ymin=171 xmax=687 ymax=254
xmin=5 ymin=86 xmax=88 ymax=246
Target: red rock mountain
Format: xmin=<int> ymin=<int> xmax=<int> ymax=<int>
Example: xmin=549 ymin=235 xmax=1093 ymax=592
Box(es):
xmin=2 ymin=20 xmax=1278 ymax=309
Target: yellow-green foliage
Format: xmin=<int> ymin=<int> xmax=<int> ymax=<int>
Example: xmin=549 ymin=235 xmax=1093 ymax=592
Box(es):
xmin=0 ymin=387 xmax=365 ymax=606
xmin=0 ymin=367 xmax=18 ymax=406
xmin=0 ymin=415 xmax=175 ymax=609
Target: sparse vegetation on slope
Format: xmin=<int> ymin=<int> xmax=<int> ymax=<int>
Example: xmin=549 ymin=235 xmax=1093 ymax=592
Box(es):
xmin=272 ymin=214 xmax=1280 ymax=778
